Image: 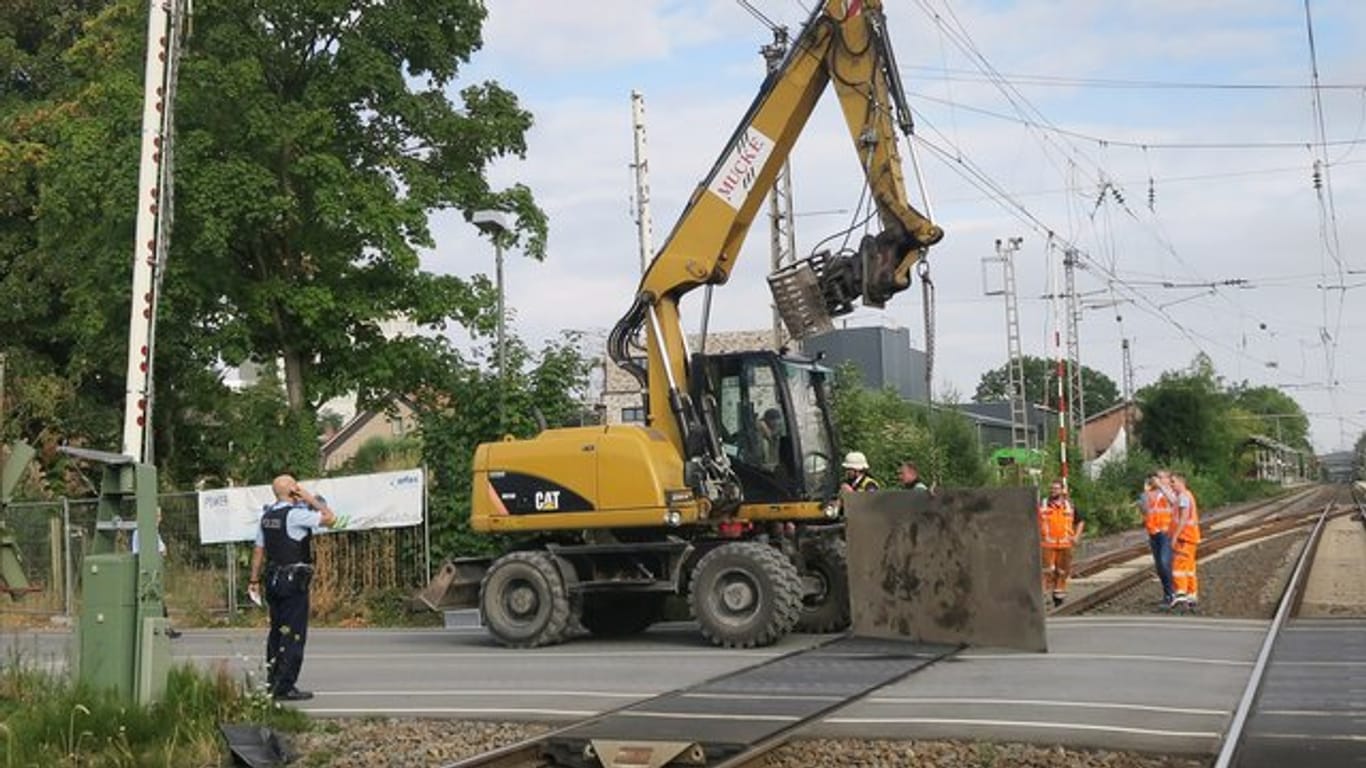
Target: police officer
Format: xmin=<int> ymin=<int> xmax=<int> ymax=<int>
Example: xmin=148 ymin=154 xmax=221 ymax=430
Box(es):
xmin=248 ymin=475 xmax=341 ymax=701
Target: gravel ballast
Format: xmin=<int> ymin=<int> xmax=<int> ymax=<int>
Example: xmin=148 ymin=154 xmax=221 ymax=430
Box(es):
xmin=1087 ymin=529 xmax=1307 ymax=618
xmin=292 ymin=721 xmax=1208 ymax=767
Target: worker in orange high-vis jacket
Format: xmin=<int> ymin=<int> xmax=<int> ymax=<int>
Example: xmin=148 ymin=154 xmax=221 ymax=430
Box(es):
xmin=1169 ymin=473 xmax=1201 ymax=610
xmin=1140 ymin=472 xmax=1176 ymax=608
xmin=1038 ymin=480 xmax=1085 ymax=607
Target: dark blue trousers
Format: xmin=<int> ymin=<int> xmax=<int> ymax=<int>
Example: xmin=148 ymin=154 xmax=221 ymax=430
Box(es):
xmin=1148 ymin=532 xmax=1174 ymax=601
xmin=265 ymin=567 xmax=311 ymax=695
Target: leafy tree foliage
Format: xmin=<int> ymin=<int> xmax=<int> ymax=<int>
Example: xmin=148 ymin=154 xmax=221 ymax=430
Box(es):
xmin=415 ymin=333 xmax=595 ymax=560
xmin=1 ymin=0 xmax=546 ymax=491
xmin=1227 ymin=383 xmax=1311 ymax=451
xmin=339 ymin=435 xmax=422 ymax=475
xmin=974 ymin=355 xmax=1119 ymax=417
xmin=831 ymin=364 xmax=988 ymax=489
xmin=1134 ymin=354 xmax=1240 ymax=473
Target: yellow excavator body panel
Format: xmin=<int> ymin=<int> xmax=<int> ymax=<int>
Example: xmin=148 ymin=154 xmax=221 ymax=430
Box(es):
xmin=471 ymin=425 xmax=705 ymax=533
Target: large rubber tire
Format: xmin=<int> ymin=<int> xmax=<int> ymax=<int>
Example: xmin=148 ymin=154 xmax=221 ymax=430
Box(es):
xmin=688 ymin=542 xmax=802 ymax=648
xmin=579 ymin=592 xmax=666 ymax=637
xmin=795 ymin=535 xmax=851 ymax=633
xmin=480 ymin=551 xmax=573 ymax=648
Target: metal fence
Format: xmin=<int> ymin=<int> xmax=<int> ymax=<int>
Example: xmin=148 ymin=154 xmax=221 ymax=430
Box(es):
xmin=2 ymin=492 xmax=429 ymax=622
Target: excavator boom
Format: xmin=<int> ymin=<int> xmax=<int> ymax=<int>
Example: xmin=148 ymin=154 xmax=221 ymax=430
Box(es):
xmin=608 ymin=0 xmax=941 ymax=512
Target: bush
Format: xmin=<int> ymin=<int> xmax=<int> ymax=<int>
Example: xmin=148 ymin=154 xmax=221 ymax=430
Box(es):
xmin=0 ymin=661 xmax=308 ymax=766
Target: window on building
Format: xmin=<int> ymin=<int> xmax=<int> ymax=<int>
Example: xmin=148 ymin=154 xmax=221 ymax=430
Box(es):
xmin=621 ymin=407 xmax=645 ymax=423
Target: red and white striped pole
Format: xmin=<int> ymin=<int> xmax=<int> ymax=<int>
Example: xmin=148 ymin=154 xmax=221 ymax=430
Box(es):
xmin=121 ymin=0 xmax=180 ymax=461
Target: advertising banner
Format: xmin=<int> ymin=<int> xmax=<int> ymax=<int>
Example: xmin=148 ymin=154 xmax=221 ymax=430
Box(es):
xmin=196 ymin=468 xmax=423 ymax=544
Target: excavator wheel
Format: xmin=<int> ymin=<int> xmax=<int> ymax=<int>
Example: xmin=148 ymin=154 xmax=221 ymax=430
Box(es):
xmin=689 ymin=541 xmax=802 ymax=648
xmin=579 ymin=592 xmax=666 ymax=637
xmin=480 ymin=551 xmax=573 ymax=648
xmin=795 ymin=535 xmax=851 ymax=633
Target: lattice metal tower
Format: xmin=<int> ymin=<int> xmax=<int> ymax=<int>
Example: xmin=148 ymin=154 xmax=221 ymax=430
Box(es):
xmin=761 ymin=27 xmax=798 ymax=349
xmin=1063 ymin=248 xmax=1085 ymax=449
xmin=985 ymin=238 xmax=1030 ymax=449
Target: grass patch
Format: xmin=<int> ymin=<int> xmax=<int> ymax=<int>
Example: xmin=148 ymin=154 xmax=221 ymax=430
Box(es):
xmin=0 ymin=658 xmax=309 ymax=766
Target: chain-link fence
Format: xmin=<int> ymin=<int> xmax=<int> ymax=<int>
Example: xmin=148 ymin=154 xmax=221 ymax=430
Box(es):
xmin=2 ymin=492 xmax=429 ymax=623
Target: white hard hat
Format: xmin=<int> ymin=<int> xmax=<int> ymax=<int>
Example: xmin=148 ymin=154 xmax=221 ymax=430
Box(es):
xmin=842 ymin=451 xmax=870 ymax=470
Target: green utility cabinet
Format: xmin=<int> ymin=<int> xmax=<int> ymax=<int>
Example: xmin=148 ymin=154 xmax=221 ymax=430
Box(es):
xmin=78 ymin=554 xmax=139 ymax=699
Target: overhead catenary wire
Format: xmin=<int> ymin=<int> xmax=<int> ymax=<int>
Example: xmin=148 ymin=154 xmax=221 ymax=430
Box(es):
xmin=908 ymin=90 xmax=1366 ymax=151
xmin=904 ymin=0 xmax=1349 ymax=396
xmin=899 ymin=64 xmax=1366 ymax=92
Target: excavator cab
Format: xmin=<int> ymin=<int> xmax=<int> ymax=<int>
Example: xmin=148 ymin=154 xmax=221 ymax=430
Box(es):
xmin=692 ymin=352 xmax=839 ymax=506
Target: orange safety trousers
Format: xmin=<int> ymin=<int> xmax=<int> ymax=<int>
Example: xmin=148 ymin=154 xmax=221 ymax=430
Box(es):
xmin=1041 ymin=546 xmax=1073 ymax=597
xmin=1172 ymin=538 xmax=1198 ymax=599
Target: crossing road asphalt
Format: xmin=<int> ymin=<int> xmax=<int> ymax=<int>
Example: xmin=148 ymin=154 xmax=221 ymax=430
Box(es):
xmin=5 ymin=616 xmax=1264 ymax=755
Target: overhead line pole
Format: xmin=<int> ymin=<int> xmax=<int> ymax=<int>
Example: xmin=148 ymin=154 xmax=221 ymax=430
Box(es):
xmin=630 ymin=90 xmax=655 ymax=276
xmin=761 ymin=26 xmax=797 ymax=350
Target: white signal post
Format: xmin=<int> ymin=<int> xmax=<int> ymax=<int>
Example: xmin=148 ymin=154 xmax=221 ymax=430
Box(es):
xmin=122 ymin=0 xmax=185 ymax=460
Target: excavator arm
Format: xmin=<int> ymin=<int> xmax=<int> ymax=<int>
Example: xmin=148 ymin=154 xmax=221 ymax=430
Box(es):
xmin=609 ymin=0 xmax=942 ymax=511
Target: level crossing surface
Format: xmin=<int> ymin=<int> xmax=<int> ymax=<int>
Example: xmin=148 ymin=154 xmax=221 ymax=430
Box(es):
xmin=1232 ymin=618 xmax=1366 ymax=766
xmin=5 ymin=616 xmax=1267 ymax=757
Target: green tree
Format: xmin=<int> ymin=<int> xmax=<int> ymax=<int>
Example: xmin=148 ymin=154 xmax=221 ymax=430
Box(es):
xmin=830 ymin=364 xmax=987 ymax=488
xmin=0 ymin=0 xmax=127 ymax=476
xmin=416 ymin=333 xmax=595 ymax=561
xmin=1135 ymin=354 xmax=1238 ymax=473
xmin=1 ymin=0 xmax=545 ymax=489
xmin=175 ymin=0 xmax=546 ymax=414
xmin=1227 ymin=384 xmax=1311 ymax=450
xmin=974 ymin=355 xmax=1119 ymax=417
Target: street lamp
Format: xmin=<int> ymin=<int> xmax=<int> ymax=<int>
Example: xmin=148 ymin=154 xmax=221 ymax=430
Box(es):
xmin=472 ymin=210 xmax=512 ymax=426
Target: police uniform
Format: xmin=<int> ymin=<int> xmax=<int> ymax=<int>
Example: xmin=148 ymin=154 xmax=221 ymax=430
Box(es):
xmin=257 ymin=500 xmax=321 ymax=698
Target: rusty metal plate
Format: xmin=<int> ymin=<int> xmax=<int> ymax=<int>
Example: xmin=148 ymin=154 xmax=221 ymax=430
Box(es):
xmin=844 ymin=487 xmax=1047 ymax=653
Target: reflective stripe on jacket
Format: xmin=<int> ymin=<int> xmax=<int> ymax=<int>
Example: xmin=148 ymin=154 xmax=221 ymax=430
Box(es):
xmin=1144 ymin=490 xmax=1173 ymax=536
xmin=850 ymin=474 xmax=880 ymax=492
xmin=1038 ymin=499 xmax=1075 ymax=549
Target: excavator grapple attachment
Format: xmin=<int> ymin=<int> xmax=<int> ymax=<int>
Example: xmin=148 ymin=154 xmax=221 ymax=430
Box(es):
xmin=844 ymin=487 xmax=1047 ymax=652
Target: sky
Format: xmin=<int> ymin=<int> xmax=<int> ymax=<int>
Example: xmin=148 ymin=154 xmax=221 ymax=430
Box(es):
xmin=421 ymin=0 xmax=1366 ymax=453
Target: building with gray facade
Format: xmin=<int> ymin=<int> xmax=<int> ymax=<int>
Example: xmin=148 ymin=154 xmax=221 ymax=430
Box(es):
xmin=798 ymin=326 xmax=928 ymax=402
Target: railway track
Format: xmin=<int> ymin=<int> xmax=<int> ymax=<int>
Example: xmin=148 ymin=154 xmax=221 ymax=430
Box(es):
xmin=1071 ymin=485 xmax=1321 ymax=580
xmin=1215 ymin=485 xmax=1366 ymax=767
xmin=1055 ymin=485 xmax=1346 ymax=616
xmin=443 ymin=636 xmax=959 ymax=768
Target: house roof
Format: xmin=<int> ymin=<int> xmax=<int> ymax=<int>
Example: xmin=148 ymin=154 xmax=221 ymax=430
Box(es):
xmin=319 ymin=395 xmax=417 ymax=461
xmin=1083 ymin=400 xmax=1137 ymax=425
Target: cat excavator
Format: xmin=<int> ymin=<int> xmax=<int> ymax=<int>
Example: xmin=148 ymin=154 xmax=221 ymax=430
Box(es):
xmin=424 ymin=0 xmax=944 ymax=648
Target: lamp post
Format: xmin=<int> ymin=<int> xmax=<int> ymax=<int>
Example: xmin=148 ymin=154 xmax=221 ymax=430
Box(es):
xmin=472 ymin=210 xmax=512 ymax=426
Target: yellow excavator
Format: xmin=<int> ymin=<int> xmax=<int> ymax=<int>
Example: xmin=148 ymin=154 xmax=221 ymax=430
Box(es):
xmin=429 ymin=0 xmax=942 ymax=648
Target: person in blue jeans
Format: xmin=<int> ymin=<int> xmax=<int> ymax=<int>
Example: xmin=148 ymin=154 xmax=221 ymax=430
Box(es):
xmin=1140 ymin=473 xmax=1176 ymax=607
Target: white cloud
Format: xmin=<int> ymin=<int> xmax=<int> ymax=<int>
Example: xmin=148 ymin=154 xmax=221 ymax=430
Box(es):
xmin=480 ymin=0 xmax=748 ymax=74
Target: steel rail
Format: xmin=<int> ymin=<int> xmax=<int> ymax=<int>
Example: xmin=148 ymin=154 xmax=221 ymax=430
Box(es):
xmin=444 ymin=640 xmax=960 ymax=768
xmin=1212 ymin=490 xmax=1339 ymax=768
xmin=1053 ymin=491 xmax=1343 ymax=616
xmin=705 ymin=644 xmax=962 ymax=768
xmin=442 ymin=635 xmax=848 ymax=768
xmin=1072 ymin=486 xmax=1320 ymax=579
